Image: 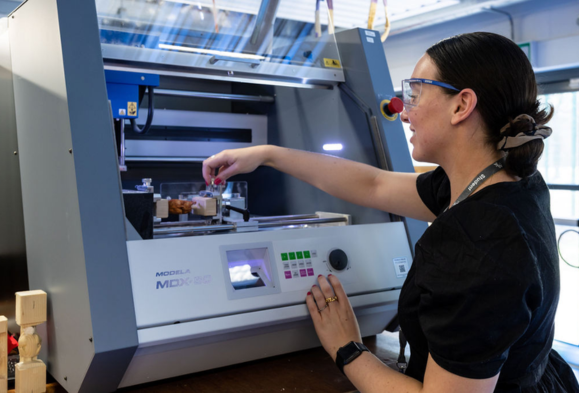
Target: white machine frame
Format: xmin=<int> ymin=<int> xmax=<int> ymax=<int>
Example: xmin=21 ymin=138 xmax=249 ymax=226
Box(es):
xmin=120 ymin=222 xmax=411 ymax=386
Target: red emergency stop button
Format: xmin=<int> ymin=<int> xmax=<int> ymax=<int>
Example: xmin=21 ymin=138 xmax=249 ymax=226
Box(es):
xmin=386 ymin=97 xmax=404 ymax=115
xmin=380 ymin=97 xmax=404 ymax=120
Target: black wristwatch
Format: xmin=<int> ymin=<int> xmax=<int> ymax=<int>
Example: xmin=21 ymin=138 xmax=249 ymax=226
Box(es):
xmin=336 ymin=341 xmax=369 ymax=375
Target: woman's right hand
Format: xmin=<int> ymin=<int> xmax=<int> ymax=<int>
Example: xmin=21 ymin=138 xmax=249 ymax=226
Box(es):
xmin=202 ymin=145 xmax=272 ymax=185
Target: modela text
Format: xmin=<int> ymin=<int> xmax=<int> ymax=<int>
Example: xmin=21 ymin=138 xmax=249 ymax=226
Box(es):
xmin=155 ymin=269 xmax=191 ymax=277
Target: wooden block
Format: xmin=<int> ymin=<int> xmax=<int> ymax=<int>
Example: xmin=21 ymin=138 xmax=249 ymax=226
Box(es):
xmin=15 ymin=290 xmax=47 ymax=327
xmin=15 ymin=360 xmax=46 ymax=393
xmin=192 ymin=197 xmax=217 ymax=216
xmin=155 ymin=199 xmax=169 ymax=219
xmin=0 ymin=316 xmax=6 ymax=393
xmin=18 ymin=330 xmax=41 ymax=362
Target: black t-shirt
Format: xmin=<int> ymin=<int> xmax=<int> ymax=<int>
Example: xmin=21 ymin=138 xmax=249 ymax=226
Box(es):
xmin=398 ymin=167 xmax=579 ymax=392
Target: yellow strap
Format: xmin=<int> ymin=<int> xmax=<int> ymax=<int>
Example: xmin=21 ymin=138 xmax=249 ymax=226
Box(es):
xmin=212 ymin=0 xmax=219 ymax=33
xmin=368 ymin=0 xmax=391 ymax=42
xmin=381 ymin=2 xmax=390 ymax=42
xmin=368 ymin=1 xmax=377 ymax=29
xmin=328 ymin=9 xmax=334 ymax=34
xmin=315 ymin=0 xmax=335 ymax=37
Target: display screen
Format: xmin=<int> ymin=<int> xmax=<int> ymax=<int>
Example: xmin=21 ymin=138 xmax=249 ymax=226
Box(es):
xmin=226 ymin=247 xmax=272 ymax=291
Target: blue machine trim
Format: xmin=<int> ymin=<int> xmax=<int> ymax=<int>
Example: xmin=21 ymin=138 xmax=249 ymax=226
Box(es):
xmin=105 ymin=70 xmax=159 ymax=119
xmin=104 ymin=70 xmax=160 ymax=87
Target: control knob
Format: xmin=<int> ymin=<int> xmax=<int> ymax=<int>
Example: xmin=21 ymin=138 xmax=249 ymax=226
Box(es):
xmin=329 ymin=249 xmax=348 ymax=271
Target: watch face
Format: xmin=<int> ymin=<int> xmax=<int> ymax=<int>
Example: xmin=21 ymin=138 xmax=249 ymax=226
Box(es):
xmin=340 ymin=342 xmax=366 ymax=364
xmin=345 ymin=351 xmax=362 ymax=364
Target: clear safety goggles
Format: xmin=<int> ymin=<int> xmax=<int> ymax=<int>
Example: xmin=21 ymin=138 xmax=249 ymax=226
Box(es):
xmin=401 ymin=78 xmax=460 ymax=109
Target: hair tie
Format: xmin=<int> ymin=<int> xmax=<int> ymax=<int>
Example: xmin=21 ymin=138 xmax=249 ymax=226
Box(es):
xmin=497 ymin=114 xmax=552 ymax=150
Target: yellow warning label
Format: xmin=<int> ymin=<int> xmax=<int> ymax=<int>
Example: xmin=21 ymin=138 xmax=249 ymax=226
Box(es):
xmin=128 ymin=102 xmax=137 ymax=117
xmin=323 ymin=58 xmax=341 ymax=68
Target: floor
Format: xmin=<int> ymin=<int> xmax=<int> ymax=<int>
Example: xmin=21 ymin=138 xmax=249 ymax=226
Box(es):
xmin=7 ymin=332 xmax=578 ymax=392
xmin=6 ymin=331 xmax=406 ymax=393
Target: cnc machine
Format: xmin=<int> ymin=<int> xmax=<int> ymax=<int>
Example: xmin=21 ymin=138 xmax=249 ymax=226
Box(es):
xmin=0 ymin=0 xmax=427 ymax=391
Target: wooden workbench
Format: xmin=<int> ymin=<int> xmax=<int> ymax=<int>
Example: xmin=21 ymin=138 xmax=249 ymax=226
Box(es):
xmin=8 ymin=332 xmax=403 ymax=393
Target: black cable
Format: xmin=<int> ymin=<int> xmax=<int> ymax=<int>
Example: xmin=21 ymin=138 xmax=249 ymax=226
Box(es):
xmin=557 ymin=229 xmax=579 ymax=268
xmin=487 ymin=7 xmax=515 ymax=42
xmin=130 ymin=86 xmax=155 ymax=134
xmin=397 ymin=328 xmax=408 ymax=374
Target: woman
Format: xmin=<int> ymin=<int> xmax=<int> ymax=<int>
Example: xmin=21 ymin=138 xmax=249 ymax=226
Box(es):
xmin=202 ymin=32 xmax=579 ymax=392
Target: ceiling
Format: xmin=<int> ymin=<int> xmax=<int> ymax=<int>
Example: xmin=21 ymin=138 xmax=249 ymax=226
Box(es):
xmin=0 ymin=0 xmax=533 ymax=35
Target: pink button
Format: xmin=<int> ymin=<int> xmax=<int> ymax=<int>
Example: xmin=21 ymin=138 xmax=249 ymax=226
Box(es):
xmin=284 ymin=271 xmax=292 ymax=279
xmin=307 ymin=268 xmax=314 ymax=276
xmin=299 ymin=269 xmax=307 ymax=277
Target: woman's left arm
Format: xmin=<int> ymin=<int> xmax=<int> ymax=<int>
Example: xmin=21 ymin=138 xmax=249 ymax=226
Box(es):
xmin=306 ymin=275 xmax=500 ymax=393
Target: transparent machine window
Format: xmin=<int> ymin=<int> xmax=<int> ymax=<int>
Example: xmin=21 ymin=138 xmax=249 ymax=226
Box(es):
xmin=220 ymin=243 xmax=281 ymax=299
xmin=96 ymin=0 xmax=344 ymax=86
xmin=226 ymin=248 xmax=272 ymax=290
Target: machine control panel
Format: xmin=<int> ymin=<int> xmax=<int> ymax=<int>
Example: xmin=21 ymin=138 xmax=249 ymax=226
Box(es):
xmin=274 ymin=239 xmax=359 ymax=295
xmin=280 ymin=250 xmax=315 ymax=279
xmin=127 ymin=222 xmax=412 ymax=329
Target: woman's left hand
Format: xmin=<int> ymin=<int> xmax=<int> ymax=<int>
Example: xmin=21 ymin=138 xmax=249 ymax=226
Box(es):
xmin=306 ymin=274 xmax=362 ymax=361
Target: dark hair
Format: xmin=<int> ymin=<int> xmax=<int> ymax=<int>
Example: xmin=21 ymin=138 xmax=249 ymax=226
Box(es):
xmin=426 ymin=32 xmax=554 ymax=178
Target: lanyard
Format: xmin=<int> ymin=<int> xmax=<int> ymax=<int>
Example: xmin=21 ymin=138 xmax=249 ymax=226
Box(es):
xmin=444 ymin=158 xmax=506 ymax=212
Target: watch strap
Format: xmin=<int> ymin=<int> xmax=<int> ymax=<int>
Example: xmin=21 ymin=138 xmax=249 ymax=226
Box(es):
xmin=336 ymin=341 xmax=369 ymax=375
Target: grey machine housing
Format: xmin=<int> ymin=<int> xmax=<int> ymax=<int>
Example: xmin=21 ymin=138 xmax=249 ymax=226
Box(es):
xmin=0 ymin=0 xmax=426 ymax=391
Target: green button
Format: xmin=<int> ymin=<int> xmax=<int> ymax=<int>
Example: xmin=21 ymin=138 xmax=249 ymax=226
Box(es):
xmin=304 ymin=251 xmax=311 ymax=258
xmin=281 ymin=253 xmax=288 ymax=261
xmin=289 ymin=252 xmax=296 ymax=260
xmin=296 ymin=251 xmax=303 ymax=259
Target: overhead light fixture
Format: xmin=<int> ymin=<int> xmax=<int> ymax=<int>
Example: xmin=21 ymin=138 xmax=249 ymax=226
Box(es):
xmin=164 ymin=0 xmax=198 ymax=5
xmin=323 ymin=143 xmax=343 ymax=151
xmin=158 ymin=43 xmax=266 ymax=60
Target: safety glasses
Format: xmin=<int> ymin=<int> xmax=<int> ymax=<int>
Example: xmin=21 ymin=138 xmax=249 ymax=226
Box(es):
xmin=401 ymin=78 xmax=460 ymax=109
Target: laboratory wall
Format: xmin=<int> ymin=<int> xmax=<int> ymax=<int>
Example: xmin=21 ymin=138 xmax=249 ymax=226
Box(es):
xmin=384 ymin=0 xmax=579 ymax=86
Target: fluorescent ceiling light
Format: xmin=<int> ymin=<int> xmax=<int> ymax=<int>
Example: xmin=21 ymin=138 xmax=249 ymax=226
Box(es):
xmin=323 ymin=143 xmax=343 ymax=151
xmin=160 ymin=0 xmax=461 ymax=28
xmin=164 ymin=0 xmax=199 ymax=5
xmin=158 ymin=43 xmax=266 ymax=60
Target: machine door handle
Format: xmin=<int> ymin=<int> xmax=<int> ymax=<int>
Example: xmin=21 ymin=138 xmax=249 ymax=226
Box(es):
xmin=209 ymin=55 xmax=261 ymax=68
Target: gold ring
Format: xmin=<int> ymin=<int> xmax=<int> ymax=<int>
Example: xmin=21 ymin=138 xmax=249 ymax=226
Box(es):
xmin=325 ymin=296 xmax=338 ymax=304
xmin=318 ymin=304 xmax=328 ymax=313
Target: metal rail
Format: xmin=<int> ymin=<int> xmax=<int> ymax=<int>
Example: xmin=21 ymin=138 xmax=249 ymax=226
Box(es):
xmin=257 ymin=217 xmax=347 ymax=228
xmin=250 ymin=214 xmax=320 ymax=222
xmin=154 ymin=224 xmax=235 ymax=235
xmin=155 ymin=88 xmax=274 ymax=103
xmin=155 ymin=220 xmax=212 ymax=228
xmin=153 ymin=216 xmax=348 ymax=236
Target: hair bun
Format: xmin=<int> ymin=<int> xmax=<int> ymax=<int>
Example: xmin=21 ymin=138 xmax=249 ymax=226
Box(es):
xmin=500 ymin=114 xmax=536 ymax=136
xmin=497 ymin=114 xmax=552 ymax=151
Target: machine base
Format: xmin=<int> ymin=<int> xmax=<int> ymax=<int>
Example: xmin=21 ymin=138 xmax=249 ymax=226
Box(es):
xmin=119 ymin=298 xmax=398 ymax=387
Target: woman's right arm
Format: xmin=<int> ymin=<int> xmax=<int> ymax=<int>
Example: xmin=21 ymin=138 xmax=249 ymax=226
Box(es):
xmin=202 ymin=145 xmax=436 ymax=222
